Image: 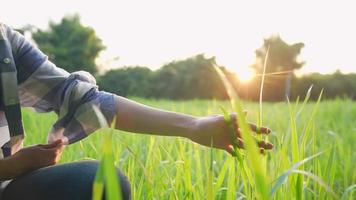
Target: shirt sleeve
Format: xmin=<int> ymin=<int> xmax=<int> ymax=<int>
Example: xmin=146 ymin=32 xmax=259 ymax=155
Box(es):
xmin=4 ymin=24 xmax=70 ymax=112
xmin=4 ymin=24 xmax=48 ymax=84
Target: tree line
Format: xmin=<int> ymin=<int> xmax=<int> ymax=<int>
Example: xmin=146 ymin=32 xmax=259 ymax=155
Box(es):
xmin=96 ymin=55 xmax=356 ymax=101
xmin=25 ymin=15 xmax=356 ymax=101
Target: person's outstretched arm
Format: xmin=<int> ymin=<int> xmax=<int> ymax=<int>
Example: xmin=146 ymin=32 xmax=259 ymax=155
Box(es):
xmin=2 ymin=23 xmax=272 ymax=153
xmin=113 ymin=96 xmax=273 ymax=153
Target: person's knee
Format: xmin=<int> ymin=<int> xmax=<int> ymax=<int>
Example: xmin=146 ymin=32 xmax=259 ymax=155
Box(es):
xmin=82 ymin=160 xmax=131 ymax=200
xmin=75 ymin=160 xmax=131 ymax=200
xmin=2 ymin=160 xmax=131 ymax=200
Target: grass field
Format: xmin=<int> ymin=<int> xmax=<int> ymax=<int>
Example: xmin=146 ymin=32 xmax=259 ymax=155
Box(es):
xmin=22 ymin=98 xmax=355 ymax=199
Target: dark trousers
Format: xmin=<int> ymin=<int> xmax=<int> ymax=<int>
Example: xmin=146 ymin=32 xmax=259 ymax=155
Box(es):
xmin=1 ymin=161 xmax=131 ymax=200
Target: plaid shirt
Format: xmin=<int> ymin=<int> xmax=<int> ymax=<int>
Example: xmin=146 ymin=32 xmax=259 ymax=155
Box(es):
xmin=0 ymin=23 xmax=115 ymax=159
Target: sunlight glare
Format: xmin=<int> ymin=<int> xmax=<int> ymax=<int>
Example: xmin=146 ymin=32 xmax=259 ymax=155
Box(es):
xmin=236 ymin=68 xmax=254 ymax=83
xmin=215 ymin=54 xmax=256 ymax=84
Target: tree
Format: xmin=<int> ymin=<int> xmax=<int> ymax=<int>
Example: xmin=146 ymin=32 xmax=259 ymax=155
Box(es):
xmin=251 ymin=35 xmax=305 ymax=100
xmin=32 ymin=14 xmax=105 ymax=74
xmin=291 ymin=71 xmax=356 ymax=100
xmin=97 ymin=54 xmax=229 ymax=99
xmin=149 ymin=54 xmax=227 ymax=99
xmin=97 ymin=66 xmax=152 ymax=97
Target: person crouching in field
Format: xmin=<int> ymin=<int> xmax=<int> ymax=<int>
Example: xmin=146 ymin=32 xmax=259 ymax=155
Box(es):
xmin=0 ymin=23 xmax=272 ymax=200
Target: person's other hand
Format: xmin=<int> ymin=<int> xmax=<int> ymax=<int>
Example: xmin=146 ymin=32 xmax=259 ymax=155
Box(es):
xmin=11 ymin=139 xmax=65 ymax=176
xmin=189 ymin=114 xmax=273 ymax=154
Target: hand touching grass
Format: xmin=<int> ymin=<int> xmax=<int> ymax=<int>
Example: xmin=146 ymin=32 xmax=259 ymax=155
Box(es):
xmin=189 ymin=114 xmax=273 ymax=155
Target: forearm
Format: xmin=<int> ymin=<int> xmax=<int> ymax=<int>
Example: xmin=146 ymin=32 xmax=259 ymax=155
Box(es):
xmin=114 ymin=96 xmax=197 ymax=138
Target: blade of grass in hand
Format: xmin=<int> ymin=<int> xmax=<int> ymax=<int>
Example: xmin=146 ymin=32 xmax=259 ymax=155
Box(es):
xmin=214 ymin=64 xmax=269 ymax=199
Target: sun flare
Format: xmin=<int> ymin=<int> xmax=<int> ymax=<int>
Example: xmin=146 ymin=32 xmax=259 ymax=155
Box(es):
xmin=236 ymin=68 xmax=255 ymax=83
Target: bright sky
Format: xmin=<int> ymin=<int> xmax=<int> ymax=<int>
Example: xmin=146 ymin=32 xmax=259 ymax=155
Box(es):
xmin=2 ymin=0 xmax=356 ymax=78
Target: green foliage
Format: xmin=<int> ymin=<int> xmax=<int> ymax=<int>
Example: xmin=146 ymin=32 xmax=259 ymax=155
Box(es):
xmin=150 ymin=55 xmax=227 ymax=99
xmin=21 ymin=99 xmax=356 ymax=199
xmin=292 ymin=71 xmax=356 ymax=100
xmin=252 ymin=35 xmax=305 ymax=73
xmin=98 ymin=54 xmax=228 ymax=99
xmin=97 ymin=66 xmax=152 ymax=97
xmin=251 ymin=35 xmax=305 ymax=100
xmin=96 ymin=57 xmax=356 ymax=103
xmin=98 ymin=58 xmax=356 ymax=101
xmin=32 ymin=14 xmax=105 ymax=74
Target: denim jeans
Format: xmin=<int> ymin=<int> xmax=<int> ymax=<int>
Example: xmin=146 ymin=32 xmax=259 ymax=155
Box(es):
xmin=1 ymin=160 xmax=131 ymax=200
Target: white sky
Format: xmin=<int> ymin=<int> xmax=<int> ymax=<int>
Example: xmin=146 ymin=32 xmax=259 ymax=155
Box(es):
xmin=1 ymin=0 xmax=356 ymax=77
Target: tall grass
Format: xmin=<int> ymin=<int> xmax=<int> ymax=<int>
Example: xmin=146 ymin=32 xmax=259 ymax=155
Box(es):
xmin=21 ymin=98 xmax=356 ymax=199
xmin=213 ymin=42 xmax=346 ymax=200
xmin=92 ymin=107 xmax=122 ymax=200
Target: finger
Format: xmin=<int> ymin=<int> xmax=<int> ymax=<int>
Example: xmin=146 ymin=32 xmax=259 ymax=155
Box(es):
xmin=236 ymin=138 xmax=244 ymax=148
xmin=229 ymin=113 xmax=237 ymax=123
xmin=236 ymin=128 xmax=242 ymax=138
xmin=249 ymin=123 xmax=271 ymax=134
xmin=230 ymin=137 xmax=244 ymax=149
xmin=229 ymin=114 xmax=239 ymax=135
xmin=257 ymin=140 xmax=274 ymax=149
xmin=235 ymin=138 xmax=273 ymax=150
xmin=56 ymin=144 xmax=66 ymax=153
xmin=228 ymin=114 xmax=240 ymax=139
xmin=225 ymin=145 xmax=237 ymax=156
xmin=47 ymin=143 xmax=65 ymax=151
xmin=259 ymin=148 xmax=266 ymax=155
xmin=232 ymin=137 xmax=273 ymax=150
xmin=230 ymin=114 xmax=271 ymax=135
xmin=237 ymin=129 xmax=272 ymax=149
xmin=39 ymin=139 xmax=63 ymax=149
xmin=43 ymin=146 xmax=64 ymax=157
xmin=230 ymin=111 xmax=247 ymax=119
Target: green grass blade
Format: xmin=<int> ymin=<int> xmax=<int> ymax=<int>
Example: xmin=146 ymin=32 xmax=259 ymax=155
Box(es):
xmin=214 ymin=64 xmax=269 ymax=200
xmin=207 ymin=137 xmax=214 ymax=200
xmin=270 ymin=151 xmax=325 ymax=196
xmin=286 ymin=96 xmax=299 ymax=163
xmin=258 ymin=45 xmax=270 ymax=127
xmin=341 ymin=184 xmax=356 ymax=200
xmin=291 ymin=170 xmax=338 ymax=199
xmin=214 ymin=157 xmax=231 ymax=195
xmin=286 ymin=96 xmax=303 ymax=199
xmin=296 ymin=85 xmax=313 ymax=118
xmin=213 ymin=65 xmax=238 ymax=109
xmin=220 ymin=106 xmax=242 ymax=160
xmin=103 ymin=131 xmax=122 ymax=200
xmin=300 ymin=89 xmax=323 ymax=159
xmin=92 ymin=162 xmax=104 ymax=200
xmin=91 ymin=106 xmax=122 ymax=200
xmin=235 ymin=101 xmax=269 ymax=199
xmin=258 ymin=45 xmax=270 ymax=193
xmin=226 ymin=159 xmax=236 ymax=200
